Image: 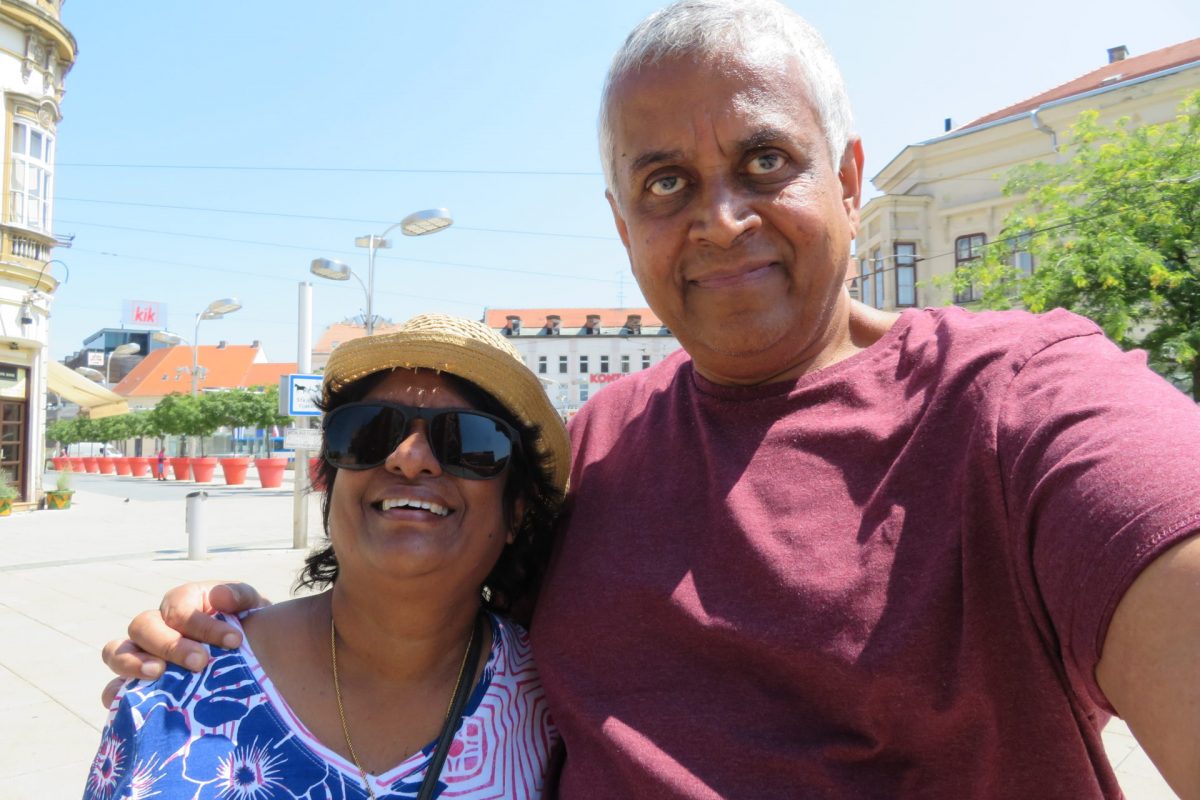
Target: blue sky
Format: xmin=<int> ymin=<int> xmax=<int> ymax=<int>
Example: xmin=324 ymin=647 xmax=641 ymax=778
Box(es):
xmin=48 ymin=0 xmax=1199 ymax=362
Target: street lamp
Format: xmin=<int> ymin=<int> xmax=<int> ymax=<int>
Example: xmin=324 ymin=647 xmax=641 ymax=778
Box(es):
xmin=152 ymin=298 xmax=241 ymax=396
xmin=74 ymin=366 xmax=104 ymax=382
xmin=310 ymin=208 xmax=453 ymax=335
xmin=106 ymin=342 xmax=141 ymax=384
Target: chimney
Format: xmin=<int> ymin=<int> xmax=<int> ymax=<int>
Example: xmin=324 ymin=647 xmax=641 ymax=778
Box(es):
xmin=217 ymin=340 xmax=227 ymax=349
xmin=544 ymin=314 xmax=561 ymax=335
xmin=585 ymin=314 xmax=601 ymax=334
xmin=506 ymin=314 xmax=522 ymax=336
xmin=1107 ymin=45 xmax=1129 ymax=63
xmin=251 ymin=340 xmax=261 ymax=348
xmin=944 ymin=118 xmax=952 ymax=132
xmin=624 ymin=314 xmax=642 ymax=335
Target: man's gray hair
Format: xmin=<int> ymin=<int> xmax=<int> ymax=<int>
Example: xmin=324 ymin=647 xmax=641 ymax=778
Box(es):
xmin=598 ymin=0 xmax=854 ymax=194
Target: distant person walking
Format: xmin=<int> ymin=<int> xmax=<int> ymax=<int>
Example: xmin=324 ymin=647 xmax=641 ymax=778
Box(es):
xmin=156 ymin=448 xmax=166 ymax=481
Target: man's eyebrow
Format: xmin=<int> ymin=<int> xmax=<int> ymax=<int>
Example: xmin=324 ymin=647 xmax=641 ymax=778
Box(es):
xmin=628 ymin=149 xmax=684 ymax=177
xmin=738 ymin=128 xmax=790 ymax=151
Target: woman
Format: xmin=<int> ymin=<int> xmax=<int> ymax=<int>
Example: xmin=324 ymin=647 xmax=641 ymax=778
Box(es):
xmin=85 ymin=314 xmax=569 ymax=800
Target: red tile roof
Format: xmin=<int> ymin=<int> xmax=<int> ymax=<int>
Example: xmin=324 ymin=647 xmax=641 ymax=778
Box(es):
xmin=114 ymin=345 xmax=294 ymax=397
xmin=483 ymin=307 xmax=663 ymax=328
xmin=960 ymin=38 xmax=1200 ymax=131
xmin=313 ymin=321 xmax=402 ymax=354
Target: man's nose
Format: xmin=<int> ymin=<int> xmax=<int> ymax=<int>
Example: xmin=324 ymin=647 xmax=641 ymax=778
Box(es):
xmin=383 ymin=421 xmax=443 ymax=478
xmin=688 ymin=181 xmax=761 ymax=248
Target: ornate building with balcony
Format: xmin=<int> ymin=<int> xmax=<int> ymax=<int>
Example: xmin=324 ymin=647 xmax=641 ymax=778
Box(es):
xmin=0 ymin=0 xmax=76 ymax=503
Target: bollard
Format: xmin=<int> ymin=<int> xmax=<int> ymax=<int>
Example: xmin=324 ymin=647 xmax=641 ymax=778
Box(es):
xmin=186 ymin=490 xmax=208 ymax=560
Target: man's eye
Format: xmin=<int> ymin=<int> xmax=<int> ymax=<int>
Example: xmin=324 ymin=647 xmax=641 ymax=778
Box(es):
xmin=648 ymin=175 xmax=687 ymax=196
xmin=746 ymin=153 xmax=784 ymax=175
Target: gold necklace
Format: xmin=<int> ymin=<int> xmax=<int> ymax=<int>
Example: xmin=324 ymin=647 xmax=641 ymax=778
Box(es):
xmin=330 ymin=613 xmax=478 ymax=800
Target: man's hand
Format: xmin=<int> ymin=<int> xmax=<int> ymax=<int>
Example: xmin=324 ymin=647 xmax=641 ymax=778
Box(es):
xmin=100 ymin=581 xmax=268 ymax=707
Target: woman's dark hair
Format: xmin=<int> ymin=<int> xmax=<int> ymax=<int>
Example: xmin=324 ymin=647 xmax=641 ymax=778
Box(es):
xmin=295 ymin=368 xmax=563 ymax=624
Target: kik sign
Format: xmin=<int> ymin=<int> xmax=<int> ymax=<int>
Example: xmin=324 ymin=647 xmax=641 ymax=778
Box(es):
xmin=122 ymin=299 xmax=167 ymax=328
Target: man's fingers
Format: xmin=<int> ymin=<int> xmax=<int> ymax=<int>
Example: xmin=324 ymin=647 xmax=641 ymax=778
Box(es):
xmin=100 ymin=677 xmax=125 ymax=709
xmin=208 ymin=582 xmax=269 ymax=615
xmin=101 ymin=637 xmax=165 ymax=680
xmin=128 ymin=609 xmax=214 ymax=670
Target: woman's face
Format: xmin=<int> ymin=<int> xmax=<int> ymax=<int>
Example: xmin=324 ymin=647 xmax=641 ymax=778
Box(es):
xmin=327 ymin=369 xmax=516 ymax=594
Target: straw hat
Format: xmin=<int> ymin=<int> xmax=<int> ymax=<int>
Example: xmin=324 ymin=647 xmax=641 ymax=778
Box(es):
xmin=322 ymin=313 xmax=570 ymax=494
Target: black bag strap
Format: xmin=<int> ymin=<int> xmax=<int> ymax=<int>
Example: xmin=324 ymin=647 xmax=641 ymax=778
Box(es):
xmin=417 ymin=611 xmax=485 ymax=800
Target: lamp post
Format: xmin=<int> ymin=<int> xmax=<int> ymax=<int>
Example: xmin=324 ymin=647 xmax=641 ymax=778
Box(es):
xmin=311 ymin=208 xmax=452 ymax=335
xmin=105 ymin=342 xmax=141 ymax=384
xmin=74 ymin=366 xmax=104 ymax=383
xmin=151 ymin=298 xmax=241 ymax=397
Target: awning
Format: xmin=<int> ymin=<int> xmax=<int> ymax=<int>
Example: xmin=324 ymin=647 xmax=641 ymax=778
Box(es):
xmin=47 ymin=361 xmax=130 ymax=419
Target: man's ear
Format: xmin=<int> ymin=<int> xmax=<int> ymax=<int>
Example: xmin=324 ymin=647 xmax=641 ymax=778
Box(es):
xmin=606 ymin=190 xmax=633 ymax=253
xmin=838 ymin=137 xmax=865 ymax=238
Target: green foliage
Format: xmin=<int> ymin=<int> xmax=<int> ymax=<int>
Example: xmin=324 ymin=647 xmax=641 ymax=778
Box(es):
xmin=246 ymin=386 xmax=292 ymax=456
xmin=0 ymin=468 xmax=17 ymax=500
xmin=954 ymin=91 xmax=1200 ymax=399
xmin=55 ymin=468 xmax=72 ymax=491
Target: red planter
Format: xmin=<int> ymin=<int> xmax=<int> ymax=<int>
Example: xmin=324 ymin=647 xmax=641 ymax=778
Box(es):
xmin=170 ymin=457 xmax=192 ymax=481
xmin=220 ymin=457 xmax=250 ymax=486
xmin=191 ymin=457 xmax=218 ymax=483
xmin=69 ymin=457 xmax=86 ymax=472
xmin=308 ymin=457 xmax=326 ymax=492
xmin=98 ymin=457 xmax=116 ymax=474
xmin=128 ymin=457 xmax=151 ymax=477
xmin=114 ymin=457 xmax=132 ymax=476
xmin=52 ymin=456 xmax=68 ymax=471
xmin=255 ymin=457 xmax=287 ymax=489
xmin=82 ymin=457 xmax=99 ymax=473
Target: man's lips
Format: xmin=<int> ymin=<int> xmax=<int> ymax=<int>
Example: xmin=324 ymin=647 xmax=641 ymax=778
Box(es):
xmin=688 ymin=262 xmax=777 ymax=289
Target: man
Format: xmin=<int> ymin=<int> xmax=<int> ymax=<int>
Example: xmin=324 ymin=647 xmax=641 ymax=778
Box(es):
xmin=106 ymin=2 xmax=1200 ymax=797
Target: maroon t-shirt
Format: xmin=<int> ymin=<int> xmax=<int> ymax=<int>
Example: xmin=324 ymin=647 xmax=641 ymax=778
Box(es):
xmin=532 ymin=307 xmax=1200 ymax=799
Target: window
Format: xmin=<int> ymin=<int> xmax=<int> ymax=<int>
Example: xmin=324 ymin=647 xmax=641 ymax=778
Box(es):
xmin=10 ymin=119 xmax=53 ymax=230
xmin=642 ymin=354 xmax=651 ymax=369
xmin=954 ymin=234 xmax=986 ymax=304
xmin=558 ymin=355 xmax=568 ymax=374
xmin=600 ymin=355 xmax=609 ymax=373
xmin=894 ymin=242 xmax=917 ymax=307
xmin=537 ymin=355 xmax=547 ymax=374
xmin=860 ymin=258 xmax=875 ymax=310
xmin=873 ymin=248 xmax=885 ymax=308
xmin=1012 ymin=233 xmax=1034 ymax=276
xmin=579 ymin=355 xmax=589 ymax=374
xmin=580 ymin=386 xmax=589 ymax=402
xmin=621 ymin=355 xmax=630 ymax=373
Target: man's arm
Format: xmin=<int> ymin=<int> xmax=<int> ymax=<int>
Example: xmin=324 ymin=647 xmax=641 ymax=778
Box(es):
xmin=1096 ymin=533 xmax=1200 ymax=800
xmin=100 ymin=581 xmax=268 ymax=705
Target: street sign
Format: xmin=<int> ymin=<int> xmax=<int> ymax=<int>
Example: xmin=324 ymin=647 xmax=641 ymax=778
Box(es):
xmin=280 ymin=374 xmax=322 ymax=416
xmin=284 ymin=426 xmax=323 ymax=450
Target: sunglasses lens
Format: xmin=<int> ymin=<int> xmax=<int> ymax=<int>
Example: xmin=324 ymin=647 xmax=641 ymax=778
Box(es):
xmin=323 ymin=403 xmax=516 ymax=478
xmin=324 ymin=405 xmax=403 ymax=469
xmin=432 ymin=411 xmax=515 ymax=478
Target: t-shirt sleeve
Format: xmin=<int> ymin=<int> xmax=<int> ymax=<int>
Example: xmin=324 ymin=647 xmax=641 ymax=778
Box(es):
xmin=997 ymin=329 xmax=1200 ymax=713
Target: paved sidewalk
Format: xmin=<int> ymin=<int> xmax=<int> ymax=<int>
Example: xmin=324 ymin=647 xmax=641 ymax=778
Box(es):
xmin=0 ymin=474 xmax=1180 ymax=798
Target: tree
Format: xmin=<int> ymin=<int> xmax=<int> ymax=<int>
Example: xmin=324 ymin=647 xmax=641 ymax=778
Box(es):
xmin=151 ymin=394 xmax=202 ymax=456
xmin=247 ymin=385 xmax=292 ymax=456
xmin=954 ymin=91 xmax=1200 ymax=399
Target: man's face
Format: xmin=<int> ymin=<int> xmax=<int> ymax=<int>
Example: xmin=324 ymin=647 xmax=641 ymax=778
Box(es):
xmin=605 ymin=53 xmax=863 ymax=385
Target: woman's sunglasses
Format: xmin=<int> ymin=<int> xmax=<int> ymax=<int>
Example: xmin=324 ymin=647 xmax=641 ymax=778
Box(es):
xmin=322 ymin=401 xmax=520 ymax=480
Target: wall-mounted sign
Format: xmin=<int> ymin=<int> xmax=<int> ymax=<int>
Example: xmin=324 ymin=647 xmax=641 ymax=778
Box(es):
xmin=122 ymin=299 xmax=167 ymax=328
xmin=589 ymin=373 xmax=628 ymax=384
xmin=280 ymin=374 xmax=322 ymax=416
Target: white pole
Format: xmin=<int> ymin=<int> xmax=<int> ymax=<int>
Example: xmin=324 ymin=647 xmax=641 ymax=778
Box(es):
xmin=293 ymin=281 xmax=313 ymax=550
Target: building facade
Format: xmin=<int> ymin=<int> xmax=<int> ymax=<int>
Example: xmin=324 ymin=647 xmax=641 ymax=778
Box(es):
xmin=484 ymin=308 xmax=680 ymax=418
xmin=0 ymin=0 xmax=74 ymax=501
xmin=856 ymin=39 xmax=1200 ymax=311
